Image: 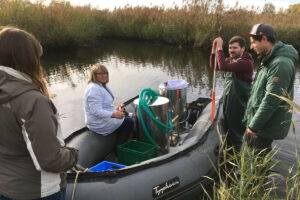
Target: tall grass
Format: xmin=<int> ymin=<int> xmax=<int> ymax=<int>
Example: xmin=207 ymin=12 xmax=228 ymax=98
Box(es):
xmin=204 ymin=97 xmax=300 ymax=200
xmin=0 ymin=0 xmax=110 ymax=46
xmin=204 ymin=142 xmax=300 ymax=199
xmin=1 ymin=0 xmax=300 ymax=49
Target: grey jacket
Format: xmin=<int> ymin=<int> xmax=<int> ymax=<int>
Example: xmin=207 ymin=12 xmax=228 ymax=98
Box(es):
xmin=0 ymin=66 xmax=78 ymax=199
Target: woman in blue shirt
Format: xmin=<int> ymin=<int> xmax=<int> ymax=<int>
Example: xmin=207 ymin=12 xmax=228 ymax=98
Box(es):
xmin=81 ymin=64 xmax=134 ymax=167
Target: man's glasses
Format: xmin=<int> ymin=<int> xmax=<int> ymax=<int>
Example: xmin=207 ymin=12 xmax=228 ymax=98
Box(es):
xmin=95 ymin=72 xmax=108 ymax=76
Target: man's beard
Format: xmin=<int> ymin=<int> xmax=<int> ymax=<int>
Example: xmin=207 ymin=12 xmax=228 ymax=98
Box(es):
xmin=230 ymin=52 xmax=241 ymax=59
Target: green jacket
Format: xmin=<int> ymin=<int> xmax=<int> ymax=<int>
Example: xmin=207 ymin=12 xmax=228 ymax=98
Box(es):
xmin=244 ymin=41 xmax=298 ymax=140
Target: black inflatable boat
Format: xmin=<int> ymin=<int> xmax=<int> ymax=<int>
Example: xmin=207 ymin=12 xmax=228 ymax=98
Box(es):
xmin=65 ymin=96 xmax=223 ymax=200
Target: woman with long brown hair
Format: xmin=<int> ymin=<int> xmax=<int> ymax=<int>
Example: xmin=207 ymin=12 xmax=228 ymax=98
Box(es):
xmin=0 ymin=26 xmax=78 ymax=200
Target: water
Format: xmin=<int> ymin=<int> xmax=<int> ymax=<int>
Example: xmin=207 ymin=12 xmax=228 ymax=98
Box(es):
xmin=41 ymin=39 xmax=223 ymax=136
xmin=41 ymin=39 xmax=300 ymax=181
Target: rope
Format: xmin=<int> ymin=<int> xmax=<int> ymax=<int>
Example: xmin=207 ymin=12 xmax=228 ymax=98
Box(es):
xmin=137 ymin=88 xmax=173 ymax=146
xmin=71 ymin=165 xmax=89 ymax=200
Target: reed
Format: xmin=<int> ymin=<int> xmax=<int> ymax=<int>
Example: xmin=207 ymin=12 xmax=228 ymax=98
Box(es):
xmin=203 ymin=97 xmax=300 ymax=199
xmin=0 ymin=0 xmax=109 ymax=46
xmin=0 ymin=0 xmax=299 ymax=49
xmin=203 ymin=142 xmax=300 ymax=199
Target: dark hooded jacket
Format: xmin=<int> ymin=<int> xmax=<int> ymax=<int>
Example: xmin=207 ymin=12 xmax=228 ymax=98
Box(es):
xmin=244 ymin=41 xmax=298 ymax=140
xmin=0 ymin=65 xmax=78 ymax=199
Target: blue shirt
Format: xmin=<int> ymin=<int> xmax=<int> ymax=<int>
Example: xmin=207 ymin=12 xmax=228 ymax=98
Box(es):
xmin=84 ymin=82 xmax=124 ymax=136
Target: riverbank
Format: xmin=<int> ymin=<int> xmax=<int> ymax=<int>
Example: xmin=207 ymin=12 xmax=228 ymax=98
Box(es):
xmin=1 ymin=0 xmax=299 ymax=49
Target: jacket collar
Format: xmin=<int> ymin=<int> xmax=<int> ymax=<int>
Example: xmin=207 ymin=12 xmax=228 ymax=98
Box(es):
xmin=0 ymin=65 xmax=32 ymax=83
xmin=260 ymin=41 xmax=283 ymax=66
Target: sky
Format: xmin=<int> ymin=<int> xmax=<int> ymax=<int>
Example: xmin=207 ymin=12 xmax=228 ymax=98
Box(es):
xmin=64 ymin=0 xmax=300 ymax=11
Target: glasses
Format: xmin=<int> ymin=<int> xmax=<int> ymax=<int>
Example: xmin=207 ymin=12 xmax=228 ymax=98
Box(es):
xmin=95 ymin=72 xmax=108 ymax=76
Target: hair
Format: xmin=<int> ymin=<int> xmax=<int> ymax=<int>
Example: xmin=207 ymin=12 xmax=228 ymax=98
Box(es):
xmin=87 ymin=64 xmax=109 ymax=84
xmin=229 ymin=36 xmax=246 ymax=48
xmin=251 ymin=35 xmax=276 ymax=44
xmin=0 ymin=26 xmax=50 ymax=98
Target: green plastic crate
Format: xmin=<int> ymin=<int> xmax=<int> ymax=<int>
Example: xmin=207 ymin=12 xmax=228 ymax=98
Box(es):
xmin=117 ymin=140 xmax=157 ymax=165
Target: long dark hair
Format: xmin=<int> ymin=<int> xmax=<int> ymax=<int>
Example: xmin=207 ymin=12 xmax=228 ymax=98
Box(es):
xmin=0 ymin=26 xmax=50 ymax=98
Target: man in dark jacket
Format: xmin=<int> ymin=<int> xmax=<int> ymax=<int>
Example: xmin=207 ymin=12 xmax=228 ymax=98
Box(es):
xmin=210 ymin=36 xmax=254 ymax=152
xmin=243 ymin=24 xmax=298 ymax=155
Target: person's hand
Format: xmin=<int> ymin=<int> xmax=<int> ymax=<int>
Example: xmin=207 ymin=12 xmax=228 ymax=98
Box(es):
xmin=115 ymin=103 xmax=124 ymax=111
xmin=212 ymin=38 xmax=218 ymax=54
xmin=246 ymin=128 xmax=258 ymax=139
xmin=212 ymin=37 xmax=223 ymax=53
xmin=112 ymin=111 xmax=125 ymax=119
xmin=215 ymin=37 xmax=223 ymax=51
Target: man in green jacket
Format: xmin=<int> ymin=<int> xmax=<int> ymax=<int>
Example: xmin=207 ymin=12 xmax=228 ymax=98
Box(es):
xmin=243 ymin=24 xmax=298 ymax=155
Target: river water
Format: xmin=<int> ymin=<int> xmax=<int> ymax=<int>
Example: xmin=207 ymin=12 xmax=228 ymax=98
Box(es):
xmin=41 ymin=39 xmax=300 ymax=181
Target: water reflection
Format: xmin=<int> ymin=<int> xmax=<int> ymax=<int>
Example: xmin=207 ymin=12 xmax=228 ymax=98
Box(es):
xmin=42 ymin=39 xmax=218 ymax=93
xmin=40 ymin=39 xmax=300 ymax=137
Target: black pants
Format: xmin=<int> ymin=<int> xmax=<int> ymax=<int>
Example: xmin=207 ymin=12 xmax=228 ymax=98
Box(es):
xmin=245 ymin=134 xmax=273 ymax=157
xmin=244 ymin=134 xmax=274 ymax=188
xmin=220 ymin=134 xmax=273 ymax=174
xmin=113 ymin=117 xmax=134 ymax=146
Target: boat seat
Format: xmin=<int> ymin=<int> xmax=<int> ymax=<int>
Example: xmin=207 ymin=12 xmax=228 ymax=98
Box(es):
xmin=70 ymin=130 xmax=117 ymax=168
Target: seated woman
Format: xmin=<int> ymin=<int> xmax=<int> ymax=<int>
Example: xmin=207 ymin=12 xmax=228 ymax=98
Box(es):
xmin=78 ymin=64 xmax=134 ymax=167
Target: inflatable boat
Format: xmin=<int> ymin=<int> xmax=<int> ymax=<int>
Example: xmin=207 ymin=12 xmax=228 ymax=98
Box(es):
xmin=65 ymin=95 xmax=223 ymax=200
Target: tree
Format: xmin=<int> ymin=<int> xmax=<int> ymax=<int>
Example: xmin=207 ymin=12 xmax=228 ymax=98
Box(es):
xmin=262 ymin=3 xmax=275 ymax=14
xmin=287 ymin=3 xmax=300 ymax=13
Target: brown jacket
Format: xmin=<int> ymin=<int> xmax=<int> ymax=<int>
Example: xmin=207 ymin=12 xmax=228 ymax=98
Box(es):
xmin=0 ymin=66 xmax=78 ymax=199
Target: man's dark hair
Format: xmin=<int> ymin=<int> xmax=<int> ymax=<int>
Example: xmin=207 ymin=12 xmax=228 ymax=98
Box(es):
xmin=251 ymin=35 xmax=276 ymax=44
xmin=229 ymin=36 xmax=246 ymax=48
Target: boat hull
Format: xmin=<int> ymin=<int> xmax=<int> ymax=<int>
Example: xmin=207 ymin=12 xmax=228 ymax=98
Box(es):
xmin=66 ymin=97 xmax=223 ymax=200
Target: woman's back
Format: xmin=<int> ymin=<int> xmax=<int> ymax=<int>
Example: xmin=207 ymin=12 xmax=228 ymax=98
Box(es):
xmin=0 ymin=27 xmax=78 ymax=200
